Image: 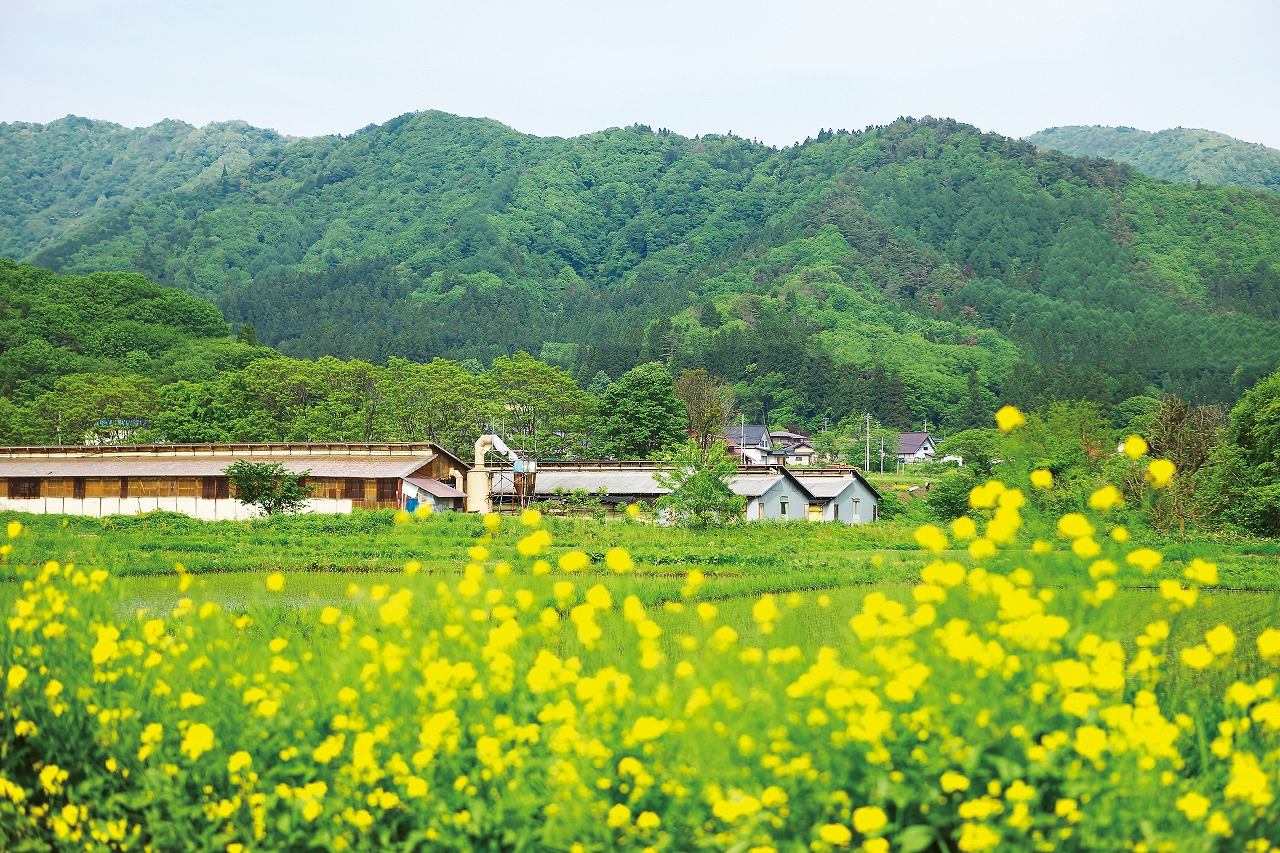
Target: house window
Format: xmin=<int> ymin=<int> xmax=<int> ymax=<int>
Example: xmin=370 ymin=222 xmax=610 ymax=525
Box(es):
xmin=779 ymin=497 xmax=788 ymax=518
xmin=8 ymin=478 xmax=41 ymax=499
xmin=73 ymin=478 xmax=86 ymax=500
xmin=120 ymin=478 xmax=129 ymax=499
xmin=833 ymin=503 xmax=839 ymax=521
xmin=343 ymin=478 xmax=365 ymax=500
xmin=852 ymin=499 xmax=860 ymax=518
xmin=375 ymin=479 xmax=398 ymax=502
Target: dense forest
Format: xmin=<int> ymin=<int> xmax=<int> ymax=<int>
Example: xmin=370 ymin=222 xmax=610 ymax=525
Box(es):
xmin=5 ymin=112 xmax=1280 ymax=439
xmin=1029 ymin=125 xmax=1280 ymax=195
xmin=0 ymin=116 xmax=292 ymax=259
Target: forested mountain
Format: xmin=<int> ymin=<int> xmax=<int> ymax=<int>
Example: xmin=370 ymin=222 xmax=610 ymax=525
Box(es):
xmin=1028 ymin=126 xmax=1280 ymax=194
xmin=9 ymin=112 xmax=1280 ymax=435
xmin=0 ymin=116 xmax=292 ymax=258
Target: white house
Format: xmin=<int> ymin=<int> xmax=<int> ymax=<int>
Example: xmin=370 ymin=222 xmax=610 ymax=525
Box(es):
xmin=897 ymin=432 xmax=938 ymax=465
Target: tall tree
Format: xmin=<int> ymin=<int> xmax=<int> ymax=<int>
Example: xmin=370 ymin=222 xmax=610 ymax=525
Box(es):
xmin=599 ymin=362 xmax=687 ymax=458
xmin=674 ymin=369 xmax=735 ymax=453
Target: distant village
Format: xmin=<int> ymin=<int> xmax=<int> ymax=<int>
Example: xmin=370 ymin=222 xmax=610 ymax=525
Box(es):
xmin=0 ymin=424 xmax=948 ymax=525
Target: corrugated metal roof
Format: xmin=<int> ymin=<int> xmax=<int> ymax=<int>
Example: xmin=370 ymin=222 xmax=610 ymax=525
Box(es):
xmin=493 ymin=471 xmax=669 ymax=496
xmin=404 ymin=476 xmax=466 ymax=499
xmin=793 ymin=476 xmax=859 ymax=498
xmin=0 ymin=456 xmax=435 ymax=479
xmin=492 ymin=469 xmax=801 ymax=499
xmin=729 ymin=475 xmax=783 ymax=497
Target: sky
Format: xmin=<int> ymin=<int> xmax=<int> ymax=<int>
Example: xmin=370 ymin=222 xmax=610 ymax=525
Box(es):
xmin=3 ymin=0 xmax=1279 ymax=149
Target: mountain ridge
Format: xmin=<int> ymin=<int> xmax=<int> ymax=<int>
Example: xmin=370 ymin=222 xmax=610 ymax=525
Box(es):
xmin=1028 ymin=125 xmax=1280 ymax=194
xmin=5 ymin=110 xmax=1280 ymax=432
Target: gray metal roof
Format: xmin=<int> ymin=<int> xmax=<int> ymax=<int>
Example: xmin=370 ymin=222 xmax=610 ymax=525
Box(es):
xmin=0 ymin=456 xmax=436 ymax=479
xmin=793 ymin=476 xmax=860 ymax=499
xmin=730 ymin=475 xmax=784 ymax=497
xmin=493 ymin=470 xmax=669 ymax=496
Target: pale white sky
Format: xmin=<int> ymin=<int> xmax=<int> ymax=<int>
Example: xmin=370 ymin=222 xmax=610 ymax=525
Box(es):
xmin=3 ymin=0 xmax=1278 ymax=148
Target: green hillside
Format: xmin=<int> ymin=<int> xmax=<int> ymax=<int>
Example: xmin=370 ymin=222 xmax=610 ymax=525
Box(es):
xmin=0 ymin=115 xmax=292 ymax=258
xmin=1028 ymin=125 xmax=1280 ymax=194
xmin=11 ymin=113 xmax=1280 ymax=433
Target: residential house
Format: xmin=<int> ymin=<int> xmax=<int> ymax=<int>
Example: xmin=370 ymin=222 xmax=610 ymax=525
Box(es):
xmin=768 ymin=430 xmax=817 ymax=466
xmin=793 ymin=469 xmax=880 ymax=523
xmin=897 ymin=432 xmax=938 ymax=466
xmin=725 ymin=425 xmax=773 ymax=465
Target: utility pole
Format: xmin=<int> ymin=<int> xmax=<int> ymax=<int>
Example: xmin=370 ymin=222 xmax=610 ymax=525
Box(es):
xmin=879 ymin=436 xmax=885 ymax=474
xmin=864 ymin=412 xmax=871 ymax=472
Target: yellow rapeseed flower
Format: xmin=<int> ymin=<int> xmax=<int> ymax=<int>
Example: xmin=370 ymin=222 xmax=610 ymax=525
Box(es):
xmin=1125 ymin=548 xmax=1162 ymax=573
xmin=180 ymin=723 xmax=215 ymax=761
xmin=1181 ymin=645 xmax=1214 ymax=670
xmin=558 ymin=551 xmax=590 ymax=573
xmin=1257 ymin=628 xmax=1280 ymax=661
xmin=1205 ymin=625 xmax=1236 ymax=656
xmin=1147 ymin=458 xmax=1176 ymax=488
xmin=636 ymin=811 xmax=660 ymax=830
xmin=951 ymin=516 xmax=978 ymax=540
xmin=1122 ymin=435 xmax=1148 ymax=459
xmin=1073 ymin=725 xmax=1107 ymax=761
xmin=6 ymin=664 xmax=27 ymax=691
xmin=607 ymin=803 xmax=631 ymax=827
xmin=1088 ymin=485 xmax=1123 ymax=511
xmin=1175 ymin=791 xmax=1210 ymax=820
xmin=818 ymin=824 xmax=853 ymax=845
xmin=625 ymin=503 xmax=642 ymax=519
xmin=1057 ymin=514 xmax=1094 ymax=539
xmin=520 ymin=508 xmax=542 ymax=527
xmin=914 ymin=525 xmax=948 ymax=554
xmin=6 ymin=520 xmax=20 ymax=538
xmin=941 ymin=771 xmax=971 ymax=793
xmin=605 ymin=547 xmax=634 ymax=573
xmin=1030 ymin=469 xmax=1053 ymax=489
xmin=995 ymin=405 xmax=1026 ymax=433
xmin=483 ymin=513 xmax=501 ymax=531
xmin=266 ymin=573 xmax=285 ymax=592
xmin=852 ymin=806 xmax=887 ymax=834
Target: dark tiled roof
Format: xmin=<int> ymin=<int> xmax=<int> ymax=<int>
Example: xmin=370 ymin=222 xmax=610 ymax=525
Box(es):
xmin=898 ymin=432 xmax=935 ymax=455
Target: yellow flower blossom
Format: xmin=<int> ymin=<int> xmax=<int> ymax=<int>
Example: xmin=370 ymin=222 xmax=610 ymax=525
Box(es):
xmin=818 ymin=824 xmax=853 ymax=845
xmin=1147 ymin=458 xmax=1176 ymax=488
xmin=914 ymin=525 xmax=948 ymax=554
xmin=1057 ymin=514 xmax=1094 ymax=539
xmin=1088 ymin=485 xmax=1123 ymax=511
xmin=266 ymin=572 xmax=285 ymax=592
xmin=1125 ymin=548 xmax=1162 ymax=573
xmin=180 ymin=723 xmax=215 ymax=761
xmin=1205 ymin=625 xmax=1236 ymax=656
xmin=1258 ymin=628 xmax=1280 ymax=661
xmin=951 ymin=516 xmax=977 ymax=539
xmin=605 ymin=547 xmax=634 ymax=573
xmin=995 ymin=405 xmax=1026 ymax=432
xmin=1030 ymin=469 xmax=1053 ymax=488
xmin=558 ymin=550 xmax=589 ymax=572
xmin=852 ymin=806 xmax=887 ymax=834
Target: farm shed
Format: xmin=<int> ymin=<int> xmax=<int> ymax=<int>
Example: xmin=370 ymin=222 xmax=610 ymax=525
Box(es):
xmin=793 ymin=470 xmax=881 ymax=523
xmin=486 ymin=461 xmax=879 ymax=524
xmin=0 ymin=443 xmax=468 ymax=519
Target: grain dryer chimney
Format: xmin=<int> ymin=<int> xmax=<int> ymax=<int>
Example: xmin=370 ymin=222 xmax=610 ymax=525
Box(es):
xmin=467 ymin=434 xmax=536 ymax=513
